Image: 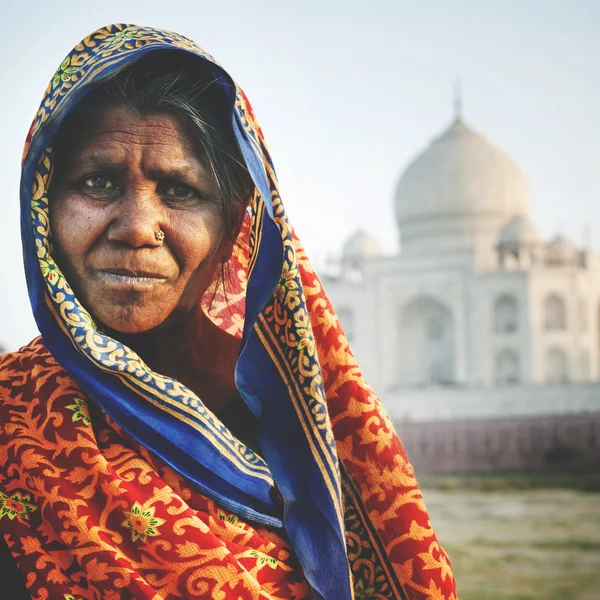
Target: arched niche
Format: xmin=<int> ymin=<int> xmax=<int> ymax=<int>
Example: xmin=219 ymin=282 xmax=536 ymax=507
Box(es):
xmin=546 ymin=347 xmax=569 ymax=383
xmin=496 ymin=348 xmax=520 ymax=384
xmin=398 ymin=296 xmax=455 ymax=386
xmin=494 ymin=295 xmax=519 ymax=333
xmin=545 ymin=294 xmax=567 ymax=330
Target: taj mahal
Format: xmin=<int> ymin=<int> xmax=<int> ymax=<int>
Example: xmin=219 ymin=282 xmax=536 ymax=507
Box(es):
xmin=323 ymin=109 xmax=600 ymax=427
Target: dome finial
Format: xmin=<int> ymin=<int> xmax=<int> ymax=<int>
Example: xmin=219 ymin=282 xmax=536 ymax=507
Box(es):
xmin=453 ymin=78 xmax=463 ymax=122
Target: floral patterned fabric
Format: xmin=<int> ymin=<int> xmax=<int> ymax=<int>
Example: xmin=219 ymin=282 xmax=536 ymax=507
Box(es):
xmin=1 ymin=23 xmax=457 ymax=599
xmin=0 ymin=339 xmax=310 ymax=599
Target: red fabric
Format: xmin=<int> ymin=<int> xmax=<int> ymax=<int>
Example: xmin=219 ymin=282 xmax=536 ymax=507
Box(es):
xmin=294 ymin=234 xmax=457 ymax=599
xmin=0 ymin=339 xmax=311 ymax=600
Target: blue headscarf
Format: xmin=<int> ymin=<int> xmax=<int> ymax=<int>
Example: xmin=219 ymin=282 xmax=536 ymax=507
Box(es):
xmin=22 ymin=24 xmax=351 ymax=599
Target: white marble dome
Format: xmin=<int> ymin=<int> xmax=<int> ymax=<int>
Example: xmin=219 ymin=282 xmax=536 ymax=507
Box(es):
xmin=342 ymin=229 xmax=381 ymax=262
xmin=395 ymin=118 xmax=531 ymax=229
xmin=547 ymin=234 xmax=578 ymax=263
xmin=499 ymin=215 xmax=539 ymax=248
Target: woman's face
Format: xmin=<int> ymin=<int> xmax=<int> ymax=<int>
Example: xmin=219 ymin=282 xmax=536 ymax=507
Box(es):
xmin=50 ymin=105 xmax=226 ymax=334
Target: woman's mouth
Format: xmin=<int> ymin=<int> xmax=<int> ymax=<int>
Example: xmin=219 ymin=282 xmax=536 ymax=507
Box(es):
xmin=94 ymin=269 xmax=168 ymax=289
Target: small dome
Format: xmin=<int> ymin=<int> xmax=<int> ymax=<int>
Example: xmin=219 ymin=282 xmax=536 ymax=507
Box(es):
xmin=547 ymin=234 xmax=577 ymax=263
xmin=499 ymin=215 xmax=539 ymax=248
xmin=342 ymin=229 xmax=381 ymax=262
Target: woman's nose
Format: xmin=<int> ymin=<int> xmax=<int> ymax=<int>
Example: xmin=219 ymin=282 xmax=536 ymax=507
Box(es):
xmin=107 ymin=187 xmax=164 ymax=248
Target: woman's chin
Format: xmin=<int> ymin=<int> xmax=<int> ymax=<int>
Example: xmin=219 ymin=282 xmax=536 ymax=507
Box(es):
xmin=93 ymin=308 xmax=172 ymax=337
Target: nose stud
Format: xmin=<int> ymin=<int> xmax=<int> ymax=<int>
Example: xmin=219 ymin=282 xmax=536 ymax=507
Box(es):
xmin=155 ymin=229 xmax=165 ymax=243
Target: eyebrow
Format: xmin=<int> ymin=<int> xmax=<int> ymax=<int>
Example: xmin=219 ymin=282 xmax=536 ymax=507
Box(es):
xmin=72 ymin=153 xmax=126 ymax=172
xmin=146 ymin=160 xmax=209 ymax=184
xmin=69 ymin=152 xmax=211 ymax=185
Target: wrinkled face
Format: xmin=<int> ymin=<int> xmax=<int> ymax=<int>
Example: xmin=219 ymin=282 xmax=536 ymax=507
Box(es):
xmin=50 ymin=105 xmax=226 ymax=334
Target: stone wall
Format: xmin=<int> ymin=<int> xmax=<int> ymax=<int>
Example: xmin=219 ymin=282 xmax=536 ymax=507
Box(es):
xmin=384 ymin=382 xmax=600 ymax=422
xmin=394 ymin=411 xmax=600 ymax=473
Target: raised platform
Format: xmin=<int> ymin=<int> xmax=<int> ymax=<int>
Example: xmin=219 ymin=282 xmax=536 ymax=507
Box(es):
xmin=394 ymin=411 xmax=600 ymax=473
xmin=383 ymin=382 xmax=600 ymax=423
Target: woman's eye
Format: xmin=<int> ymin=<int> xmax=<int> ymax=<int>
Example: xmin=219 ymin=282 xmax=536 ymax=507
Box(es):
xmin=163 ymin=183 xmax=197 ymax=199
xmin=82 ymin=175 xmax=116 ymax=191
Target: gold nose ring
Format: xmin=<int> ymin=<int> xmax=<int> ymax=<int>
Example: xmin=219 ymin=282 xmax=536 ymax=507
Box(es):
xmin=155 ymin=230 xmax=165 ymax=243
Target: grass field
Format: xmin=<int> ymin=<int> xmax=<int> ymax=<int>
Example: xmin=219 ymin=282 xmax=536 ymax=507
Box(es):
xmin=421 ymin=484 xmax=600 ymax=600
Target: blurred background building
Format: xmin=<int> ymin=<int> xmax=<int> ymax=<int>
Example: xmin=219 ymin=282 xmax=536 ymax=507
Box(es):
xmin=324 ymin=104 xmax=600 ymax=472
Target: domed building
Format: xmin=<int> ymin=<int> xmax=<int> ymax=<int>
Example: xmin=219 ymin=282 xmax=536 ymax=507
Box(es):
xmin=342 ymin=229 xmax=382 ymax=263
xmin=395 ymin=118 xmax=531 ymax=265
xmin=324 ymin=112 xmax=600 ymax=430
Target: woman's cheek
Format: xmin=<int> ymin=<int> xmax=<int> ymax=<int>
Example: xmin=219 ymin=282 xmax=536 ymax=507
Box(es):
xmin=51 ymin=195 xmax=104 ymax=270
xmin=171 ymin=213 xmax=224 ymax=272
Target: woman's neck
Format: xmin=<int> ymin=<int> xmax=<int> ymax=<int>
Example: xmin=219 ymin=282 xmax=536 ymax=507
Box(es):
xmin=111 ymin=305 xmax=241 ymax=414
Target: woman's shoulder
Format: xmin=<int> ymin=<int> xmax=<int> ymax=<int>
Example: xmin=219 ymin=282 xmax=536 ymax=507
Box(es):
xmin=0 ymin=336 xmax=56 ymax=372
xmin=0 ymin=337 xmax=66 ymax=402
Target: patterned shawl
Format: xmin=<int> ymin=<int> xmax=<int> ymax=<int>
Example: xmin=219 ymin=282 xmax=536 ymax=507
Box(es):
xmin=0 ymin=23 xmax=457 ymax=600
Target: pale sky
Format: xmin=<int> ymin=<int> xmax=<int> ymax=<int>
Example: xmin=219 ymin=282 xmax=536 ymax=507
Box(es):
xmin=1 ymin=0 xmax=599 ymax=350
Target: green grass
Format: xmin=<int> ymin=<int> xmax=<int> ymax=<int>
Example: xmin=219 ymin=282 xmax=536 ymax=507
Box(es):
xmin=531 ymin=539 xmax=600 ymax=552
xmin=418 ymin=469 xmax=600 ymax=493
xmin=422 ymin=487 xmax=600 ymax=600
xmin=469 ymin=537 xmax=600 ymax=552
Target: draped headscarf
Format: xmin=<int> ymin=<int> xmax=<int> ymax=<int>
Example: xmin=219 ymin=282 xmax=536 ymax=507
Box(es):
xmin=2 ymin=23 xmax=457 ymax=599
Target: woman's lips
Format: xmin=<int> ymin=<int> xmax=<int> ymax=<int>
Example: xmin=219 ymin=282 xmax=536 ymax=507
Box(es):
xmin=94 ymin=268 xmax=168 ymax=290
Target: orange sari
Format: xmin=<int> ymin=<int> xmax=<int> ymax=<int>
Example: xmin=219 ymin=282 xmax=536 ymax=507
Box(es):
xmin=0 ymin=23 xmax=457 ymax=599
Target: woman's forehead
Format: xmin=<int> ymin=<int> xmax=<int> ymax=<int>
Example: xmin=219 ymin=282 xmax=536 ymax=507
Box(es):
xmin=56 ymin=106 xmax=210 ymax=178
xmin=55 ymin=103 xmax=201 ymax=154
xmin=66 ymin=106 xmax=197 ymax=150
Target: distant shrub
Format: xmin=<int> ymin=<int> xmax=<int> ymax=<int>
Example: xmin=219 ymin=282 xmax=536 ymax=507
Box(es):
xmin=579 ymin=477 xmax=600 ymax=493
xmin=543 ymin=443 xmax=580 ymax=466
xmin=439 ymin=478 xmax=461 ymax=492
xmin=480 ymin=478 xmax=512 ymax=492
xmin=510 ymin=477 xmax=533 ymax=490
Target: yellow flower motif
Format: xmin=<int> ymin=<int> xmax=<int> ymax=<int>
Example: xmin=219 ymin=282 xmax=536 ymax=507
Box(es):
xmin=276 ymin=262 xmax=299 ymax=303
xmin=52 ymin=55 xmax=80 ymax=89
xmin=39 ymin=258 xmax=59 ymax=285
xmin=285 ymin=290 xmax=301 ymax=310
xmin=296 ymin=328 xmax=315 ymax=356
xmin=100 ymin=28 xmax=147 ymax=52
xmin=0 ymin=491 xmax=37 ymax=521
xmin=122 ymin=502 xmax=165 ymax=543
xmin=245 ymin=549 xmax=279 ymax=569
xmin=218 ymin=510 xmax=239 ymax=525
xmin=65 ymin=398 xmax=91 ymax=426
xmin=354 ymin=578 xmax=376 ymax=599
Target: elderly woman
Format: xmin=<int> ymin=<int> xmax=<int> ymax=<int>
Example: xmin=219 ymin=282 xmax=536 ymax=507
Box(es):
xmin=0 ymin=24 xmax=456 ymax=600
